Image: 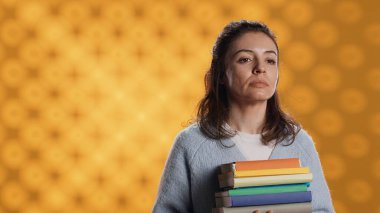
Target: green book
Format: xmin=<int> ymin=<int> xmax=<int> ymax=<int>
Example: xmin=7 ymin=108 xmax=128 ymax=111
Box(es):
xmin=215 ymin=183 xmax=309 ymax=197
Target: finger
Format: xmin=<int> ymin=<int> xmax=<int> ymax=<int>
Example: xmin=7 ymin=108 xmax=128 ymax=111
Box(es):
xmin=266 ymin=211 xmax=273 ymax=213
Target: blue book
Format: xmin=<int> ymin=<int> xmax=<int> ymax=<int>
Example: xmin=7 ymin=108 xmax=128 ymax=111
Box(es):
xmin=215 ymin=191 xmax=312 ymax=207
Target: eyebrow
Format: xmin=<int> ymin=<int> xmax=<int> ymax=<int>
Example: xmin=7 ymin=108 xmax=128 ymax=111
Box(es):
xmin=232 ymin=49 xmax=278 ymax=57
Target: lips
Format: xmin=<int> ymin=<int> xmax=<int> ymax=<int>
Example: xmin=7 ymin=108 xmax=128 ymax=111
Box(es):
xmin=250 ymin=80 xmax=269 ymax=88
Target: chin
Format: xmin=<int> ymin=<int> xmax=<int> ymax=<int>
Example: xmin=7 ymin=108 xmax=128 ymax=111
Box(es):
xmin=254 ymin=98 xmax=269 ymax=102
xmin=245 ymin=96 xmax=270 ymax=103
xmin=248 ymin=93 xmax=271 ymax=101
xmin=232 ymin=92 xmax=272 ymax=103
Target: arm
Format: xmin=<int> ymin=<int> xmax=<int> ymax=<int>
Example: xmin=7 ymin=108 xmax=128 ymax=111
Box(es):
xmin=153 ymin=132 xmax=193 ymax=213
xmin=299 ymin=130 xmax=335 ymax=213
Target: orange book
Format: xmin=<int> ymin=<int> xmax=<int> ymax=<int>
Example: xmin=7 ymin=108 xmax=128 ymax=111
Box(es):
xmin=236 ymin=158 xmax=301 ymax=171
xmin=220 ymin=158 xmax=301 ymax=173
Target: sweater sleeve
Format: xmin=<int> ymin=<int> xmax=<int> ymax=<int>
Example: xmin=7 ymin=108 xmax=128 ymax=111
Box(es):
xmin=152 ymin=132 xmax=193 ymax=213
xmin=298 ymin=130 xmax=335 ymax=213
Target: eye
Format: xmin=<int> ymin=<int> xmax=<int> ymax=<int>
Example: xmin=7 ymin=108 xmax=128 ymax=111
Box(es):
xmin=237 ymin=57 xmax=252 ymax=63
xmin=266 ymin=59 xmax=277 ymax=65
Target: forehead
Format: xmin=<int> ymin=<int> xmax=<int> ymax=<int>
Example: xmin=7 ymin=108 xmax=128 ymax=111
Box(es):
xmin=229 ymin=31 xmax=278 ymax=54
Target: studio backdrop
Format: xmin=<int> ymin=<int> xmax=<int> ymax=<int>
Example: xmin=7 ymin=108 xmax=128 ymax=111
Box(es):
xmin=0 ymin=0 xmax=379 ymax=212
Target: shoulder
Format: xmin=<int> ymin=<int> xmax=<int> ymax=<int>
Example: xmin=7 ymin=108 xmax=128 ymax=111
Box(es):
xmin=171 ymin=123 xmax=210 ymax=159
xmin=174 ymin=123 xmax=206 ymax=145
xmin=295 ymin=128 xmax=314 ymax=144
xmin=291 ymin=128 xmax=319 ymax=160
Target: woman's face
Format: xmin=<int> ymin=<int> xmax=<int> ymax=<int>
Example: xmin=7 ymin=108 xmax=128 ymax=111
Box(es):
xmin=224 ymin=31 xmax=279 ymax=104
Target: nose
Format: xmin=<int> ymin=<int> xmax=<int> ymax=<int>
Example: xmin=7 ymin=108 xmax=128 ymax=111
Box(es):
xmin=252 ymin=64 xmax=266 ymax=75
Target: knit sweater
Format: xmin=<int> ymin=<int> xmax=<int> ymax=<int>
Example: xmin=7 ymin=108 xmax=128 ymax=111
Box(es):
xmin=153 ymin=123 xmax=335 ymax=213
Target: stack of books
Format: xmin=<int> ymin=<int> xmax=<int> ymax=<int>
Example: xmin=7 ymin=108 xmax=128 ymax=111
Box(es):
xmin=212 ymin=158 xmax=313 ymax=213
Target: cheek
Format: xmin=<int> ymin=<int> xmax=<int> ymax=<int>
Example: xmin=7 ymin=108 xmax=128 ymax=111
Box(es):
xmin=226 ymin=68 xmax=243 ymax=88
xmin=269 ymin=69 xmax=279 ymax=86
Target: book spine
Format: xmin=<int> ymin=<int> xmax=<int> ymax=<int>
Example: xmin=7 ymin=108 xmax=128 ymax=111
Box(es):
xmin=218 ymin=172 xmax=234 ymax=189
xmin=235 ymin=158 xmax=300 ymax=171
xmin=234 ymin=173 xmax=313 ymax=188
xmin=212 ymin=202 xmax=312 ymax=213
xmin=228 ymin=183 xmax=309 ymax=196
xmin=235 ymin=167 xmax=310 ymax=177
xmin=215 ymin=196 xmax=233 ymax=207
xmin=220 ymin=163 xmax=235 ymax=174
xmin=231 ymin=191 xmax=312 ymax=207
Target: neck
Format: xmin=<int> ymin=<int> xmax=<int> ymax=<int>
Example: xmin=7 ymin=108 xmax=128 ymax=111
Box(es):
xmin=227 ymin=100 xmax=267 ymax=134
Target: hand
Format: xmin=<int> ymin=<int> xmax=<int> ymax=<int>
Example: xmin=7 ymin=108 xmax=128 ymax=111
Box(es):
xmin=253 ymin=210 xmax=273 ymax=213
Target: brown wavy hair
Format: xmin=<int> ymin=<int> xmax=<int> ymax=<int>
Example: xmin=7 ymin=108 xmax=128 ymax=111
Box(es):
xmin=196 ymin=20 xmax=301 ymax=145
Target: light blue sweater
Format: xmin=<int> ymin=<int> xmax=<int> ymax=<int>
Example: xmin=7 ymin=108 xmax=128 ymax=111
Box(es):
xmin=153 ymin=123 xmax=335 ymax=212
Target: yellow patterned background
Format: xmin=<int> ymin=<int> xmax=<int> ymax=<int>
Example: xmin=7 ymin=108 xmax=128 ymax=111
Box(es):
xmin=0 ymin=0 xmax=379 ymax=212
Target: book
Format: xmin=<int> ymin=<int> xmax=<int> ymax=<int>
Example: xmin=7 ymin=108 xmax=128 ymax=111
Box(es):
xmin=218 ymin=173 xmax=313 ymax=189
xmin=235 ymin=167 xmax=310 ymax=177
xmin=215 ymin=183 xmax=309 ymax=197
xmin=220 ymin=158 xmax=301 ymax=174
xmin=212 ymin=202 xmax=312 ymax=213
xmin=215 ymin=191 xmax=312 ymax=207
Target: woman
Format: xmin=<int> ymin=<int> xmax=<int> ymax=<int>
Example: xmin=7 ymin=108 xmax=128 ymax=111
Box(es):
xmin=153 ymin=20 xmax=335 ymax=213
